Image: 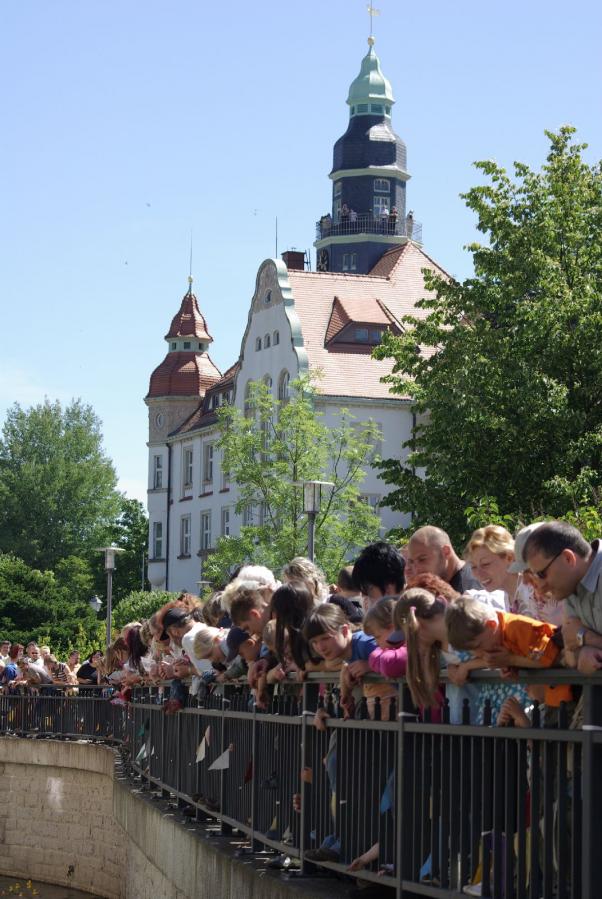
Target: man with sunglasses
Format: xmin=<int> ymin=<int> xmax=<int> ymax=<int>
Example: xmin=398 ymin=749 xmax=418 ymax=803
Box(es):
xmin=524 ymin=521 xmax=602 ymax=673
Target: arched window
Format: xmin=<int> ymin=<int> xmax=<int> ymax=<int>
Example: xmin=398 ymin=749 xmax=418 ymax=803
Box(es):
xmin=255 ymin=337 xmax=262 ymax=351
xmin=278 ymin=370 xmax=290 ymax=402
xmin=263 ymin=375 xmax=273 ymax=391
xmin=273 ymin=330 xmax=279 ymax=345
xmin=264 ymin=333 xmax=271 ymax=348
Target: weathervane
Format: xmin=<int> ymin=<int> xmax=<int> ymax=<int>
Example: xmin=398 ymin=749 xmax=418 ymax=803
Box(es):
xmin=367 ymin=3 xmax=380 ymax=41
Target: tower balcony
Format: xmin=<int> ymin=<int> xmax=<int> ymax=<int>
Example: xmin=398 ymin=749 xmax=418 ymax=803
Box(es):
xmin=316 ymin=212 xmax=422 ymax=243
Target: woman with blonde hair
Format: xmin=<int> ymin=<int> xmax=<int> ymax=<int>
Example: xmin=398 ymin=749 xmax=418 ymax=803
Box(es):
xmin=282 ymin=557 xmax=329 ymax=602
xmin=465 ymin=524 xmax=539 ymax=617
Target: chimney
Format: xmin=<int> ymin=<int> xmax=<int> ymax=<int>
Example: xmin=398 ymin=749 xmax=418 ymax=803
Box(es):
xmin=282 ymin=250 xmax=305 ymax=271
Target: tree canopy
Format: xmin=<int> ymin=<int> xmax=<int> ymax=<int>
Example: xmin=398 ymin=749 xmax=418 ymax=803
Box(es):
xmin=375 ymin=128 xmax=602 ymax=543
xmin=0 ymin=399 xmax=120 ymax=569
xmin=202 ymin=377 xmax=382 ymax=584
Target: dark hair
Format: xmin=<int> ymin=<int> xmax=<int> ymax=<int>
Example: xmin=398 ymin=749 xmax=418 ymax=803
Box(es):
xmin=271 ymin=580 xmax=316 ymax=669
xmin=126 ymin=626 xmax=147 ymax=672
xmin=352 ymin=541 xmax=405 ymax=595
xmin=524 ymin=521 xmax=590 ymax=562
xmin=303 ymin=603 xmax=348 ymax=643
xmin=9 ymin=643 xmax=23 ymax=661
xmin=336 ymin=565 xmax=356 ymax=592
xmin=328 ymin=595 xmax=364 ymax=624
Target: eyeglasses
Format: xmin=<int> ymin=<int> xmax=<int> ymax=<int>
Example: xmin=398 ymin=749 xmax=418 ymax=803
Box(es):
xmin=531 ymin=550 xmax=563 ymax=580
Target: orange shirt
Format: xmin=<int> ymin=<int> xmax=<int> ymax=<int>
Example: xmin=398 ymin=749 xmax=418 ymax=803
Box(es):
xmin=497 ymin=611 xmax=560 ymax=667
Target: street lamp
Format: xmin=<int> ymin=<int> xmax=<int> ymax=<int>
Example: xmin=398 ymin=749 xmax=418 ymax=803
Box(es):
xmin=96 ymin=545 xmax=125 ymax=649
xmin=89 ymin=594 xmax=102 ymax=614
xmin=294 ymin=480 xmax=334 ymax=562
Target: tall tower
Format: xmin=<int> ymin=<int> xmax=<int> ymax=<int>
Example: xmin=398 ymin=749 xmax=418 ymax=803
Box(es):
xmin=145 ymin=279 xmax=221 ymax=590
xmin=145 ymin=277 xmax=221 ymax=443
xmin=314 ymin=38 xmax=417 ymax=275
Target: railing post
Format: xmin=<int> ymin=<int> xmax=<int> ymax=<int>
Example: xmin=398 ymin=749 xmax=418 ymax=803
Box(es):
xmin=581 ymin=680 xmax=602 ymax=899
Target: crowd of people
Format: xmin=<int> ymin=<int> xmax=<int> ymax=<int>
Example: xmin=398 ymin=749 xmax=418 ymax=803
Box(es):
xmin=2 ymin=518 xmax=599 ymax=896
xmin=2 ymin=519 xmax=599 ymax=713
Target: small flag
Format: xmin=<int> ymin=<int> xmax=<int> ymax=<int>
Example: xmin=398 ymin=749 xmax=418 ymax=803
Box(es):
xmin=135 ymin=743 xmax=148 ymax=763
xmin=209 ymin=747 xmax=231 ymax=771
xmin=196 ymin=737 xmax=207 ymax=762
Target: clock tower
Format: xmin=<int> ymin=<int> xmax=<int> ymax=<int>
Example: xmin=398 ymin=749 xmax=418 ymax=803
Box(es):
xmin=314 ymin=38 xmax=419 ymax=275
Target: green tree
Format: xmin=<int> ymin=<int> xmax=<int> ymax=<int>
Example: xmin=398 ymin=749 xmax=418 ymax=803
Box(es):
xmin=0 ymin=399 xmax=120 ymax=569
xmin=203 ymin=377 xmax=382 ymax=585
xmin=113 ymin=589 xmax=178 ymax=630
xmin=0 ymin=553 xmax=100 ymax=653
xmin=91 ymin=497 xmax=150 ymax=605
xmin=375 ymin=128 xmax=602 ymax=543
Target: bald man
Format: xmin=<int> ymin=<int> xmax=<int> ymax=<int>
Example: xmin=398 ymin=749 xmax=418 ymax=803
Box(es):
xmin=408 ymin=526 xmax=482 ymax=593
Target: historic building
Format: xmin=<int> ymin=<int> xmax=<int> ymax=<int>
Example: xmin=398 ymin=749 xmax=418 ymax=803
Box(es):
xmin=145 ymin=40 xmax=447 ymax=592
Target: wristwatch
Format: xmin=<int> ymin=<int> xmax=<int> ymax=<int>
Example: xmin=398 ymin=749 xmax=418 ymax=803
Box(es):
xmin=576 ymin=628 xmax=587 ymax=648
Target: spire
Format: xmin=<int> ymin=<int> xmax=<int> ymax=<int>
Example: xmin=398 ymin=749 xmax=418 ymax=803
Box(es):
xmin=164 ymin=282 xmax=213 ymax=344
xmin=346 ymin=38 xmax=394 ymax=117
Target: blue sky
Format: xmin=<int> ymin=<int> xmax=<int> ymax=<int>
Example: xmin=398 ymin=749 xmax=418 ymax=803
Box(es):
xmin=1 ymin=0 xmax=601 ymax=506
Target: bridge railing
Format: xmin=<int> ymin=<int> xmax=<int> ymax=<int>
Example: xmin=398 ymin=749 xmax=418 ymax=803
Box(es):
xmin=1 ymin=672 xmax=601 ymax=899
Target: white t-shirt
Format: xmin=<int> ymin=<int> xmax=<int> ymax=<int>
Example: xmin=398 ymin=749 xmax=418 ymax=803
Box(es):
xmin=181 ymin=623 xmax=213 ymax=676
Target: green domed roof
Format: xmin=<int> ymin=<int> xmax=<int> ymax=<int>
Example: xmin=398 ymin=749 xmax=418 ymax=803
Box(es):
xmin=346 ymin=38 xmax=395 ymax=114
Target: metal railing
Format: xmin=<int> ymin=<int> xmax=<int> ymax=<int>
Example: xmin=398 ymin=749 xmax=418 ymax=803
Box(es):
xmin=316 ymin=213 xmax=422 ymax=243
xmin=1 ymin=672 xmax=601 ymax=899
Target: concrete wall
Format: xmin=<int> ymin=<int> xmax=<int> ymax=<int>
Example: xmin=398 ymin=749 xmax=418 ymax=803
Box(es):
xmin=0 ymin=737 xmax=345 ymax=899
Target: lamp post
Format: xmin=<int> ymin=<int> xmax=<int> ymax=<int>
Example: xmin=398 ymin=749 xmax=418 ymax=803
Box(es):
xmin=294 ymin=480 xmax=334 ymax=562
xmin=96 ymin=545 xmax=125 ymax=649
xmin=89 ymin=594 xmax=102 ymax=615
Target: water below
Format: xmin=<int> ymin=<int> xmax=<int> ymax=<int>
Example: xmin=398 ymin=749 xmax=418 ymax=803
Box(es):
xmin=0 ymin=876 xmax=101 ymax=898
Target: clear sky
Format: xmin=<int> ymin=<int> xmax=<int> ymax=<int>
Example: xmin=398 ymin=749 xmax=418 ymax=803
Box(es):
xmin=1 ymin=0 xmax=601 ymax=507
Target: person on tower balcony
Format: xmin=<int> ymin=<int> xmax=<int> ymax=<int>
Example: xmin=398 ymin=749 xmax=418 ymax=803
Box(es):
xmin=380 ymin=205 xmax=389 ymax=233
xmin=341 ymin=203 xmax=350 ymax=233
xmin=388 ymin=206 xmax=398 ymax=234
xmin=406 ymin=209 xmax=414 ymax=239
xmin=349 ymin=207 xmax=358 ymax=232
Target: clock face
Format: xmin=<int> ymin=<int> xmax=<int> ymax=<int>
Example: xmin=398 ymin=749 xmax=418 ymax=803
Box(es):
xmin=155 ymin=412 xmax=165 ymax=429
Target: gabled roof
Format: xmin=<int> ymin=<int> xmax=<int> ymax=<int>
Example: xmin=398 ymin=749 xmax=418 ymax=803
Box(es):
xmin=286 ymin=242 xmax=449 ymax=400
xmin=169 ymin=361 xmax=240 ymax=436
xmin=164 ymin=289 xmax=213 ymax=342
xmin=325 ymin=295 xmax=400 ymax=344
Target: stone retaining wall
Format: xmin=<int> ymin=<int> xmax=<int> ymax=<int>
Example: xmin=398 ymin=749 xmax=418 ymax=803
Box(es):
xmin=0 ymin=737 xmax=345 ymax=899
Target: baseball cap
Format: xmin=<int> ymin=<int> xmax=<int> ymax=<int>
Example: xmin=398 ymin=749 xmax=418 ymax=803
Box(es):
xmin=508 ymin=522 xmax=545 ymax=573
xmin=226 ymin=627 xmax=252 ymax=663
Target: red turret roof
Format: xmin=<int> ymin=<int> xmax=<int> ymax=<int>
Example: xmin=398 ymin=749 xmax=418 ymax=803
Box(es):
xmin=147 ymin=352 xmax=221 ymax=399
xmin=164 ymin=288 xmax=213 ymax=342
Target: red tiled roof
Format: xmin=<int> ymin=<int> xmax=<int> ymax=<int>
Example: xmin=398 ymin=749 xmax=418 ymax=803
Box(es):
xmin=165 ymin=290 xmax=213 ymax=342
xmin=171 ymin=404 xmax=218 ymax=436
xmin=287 ymin=242 xmax=449 ymax=400
xmin=147 ymin=352 xmax=221 ymax=399
xmin=368 ymin=244 xmax=409 ymax=278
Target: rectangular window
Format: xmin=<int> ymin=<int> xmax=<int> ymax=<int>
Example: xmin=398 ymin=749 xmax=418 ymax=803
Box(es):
xmin=153 ymin=455 xmax=163 ymax=489
xmin=343 ymin=253 xmax=358 ymax=272
xmin=355 ymin=328 xmax=369 ymax=342
xmin=183 ymin=447 xmax=193 ymax=488
xmin=221 ymin=507 xmax=230 ymax=537
xmin=371 ymin=329 xmax=382 ymax=342
xmin=360 ymin=494 xmax=381 ymax=511
xmin=333 ymin=181 xmax=342 ymax=197
xmin=221 ymin=459 xmax=230 ymax=490
xmin=200 ymin=511 xmax=212 ymax=550
xmin=152 ymin=522 xmax=163 ymax=559
xmin=180 ymin=515 xmax=191 ymax=556
xmin=203 ymin=444 xmax=214 ymax=485
xmin=373 ymin=195 xmax=390 ymax=217
xmin=259 ymin=501 xmax=268 ymax=526
xmin=333 ymin=198 xmax=342 ymax=222
xmin=242 ymin=505 xmax=254 ymax=526
xmin=374 ymin=178 xmax=390 ymax=193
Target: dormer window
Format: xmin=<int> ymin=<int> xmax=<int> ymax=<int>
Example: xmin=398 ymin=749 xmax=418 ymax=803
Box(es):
xmin=211 ymin=394 xmax=219 ymax=409
xmin=355 ymin=328 xmax=369 ymax=342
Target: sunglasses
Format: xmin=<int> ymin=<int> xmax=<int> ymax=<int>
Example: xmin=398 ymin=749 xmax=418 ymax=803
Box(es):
xmin=531 ymin=550 xmax=563 ymax=580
